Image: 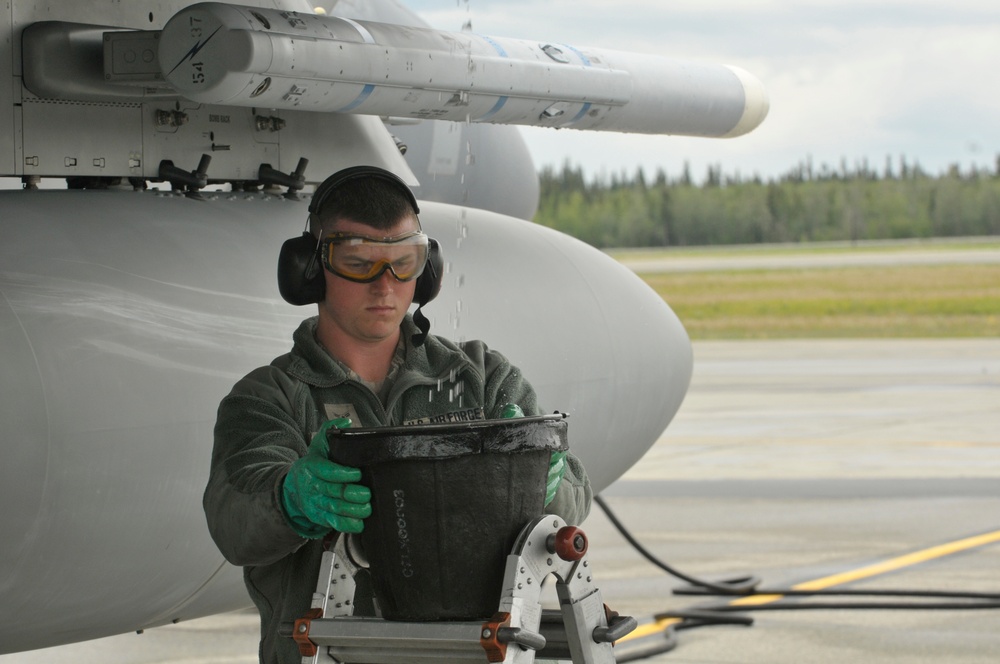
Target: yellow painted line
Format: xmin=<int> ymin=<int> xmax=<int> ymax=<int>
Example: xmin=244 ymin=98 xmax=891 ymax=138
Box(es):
xmin=787 ymin=529 xmax=1000 ymax=595
xmin=621 ymin=616 xmax=682 ymax=641
xmin=728 ymin=593 xmax=784 ymax=607
xmin=619 ymin=529 xmax=1000 ymax=642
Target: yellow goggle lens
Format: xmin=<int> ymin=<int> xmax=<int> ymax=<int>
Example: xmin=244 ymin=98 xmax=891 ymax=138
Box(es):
xmin=320 ymin=231 xmax=429 ymax=283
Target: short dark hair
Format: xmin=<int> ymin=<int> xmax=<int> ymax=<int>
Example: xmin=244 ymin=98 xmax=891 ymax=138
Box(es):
xmin=311 ymin=176 xmax=418 ymax=236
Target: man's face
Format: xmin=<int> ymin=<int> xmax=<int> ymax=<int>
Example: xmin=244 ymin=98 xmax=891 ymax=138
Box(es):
xmin=318 ymin=214 xmax=421 ymax=345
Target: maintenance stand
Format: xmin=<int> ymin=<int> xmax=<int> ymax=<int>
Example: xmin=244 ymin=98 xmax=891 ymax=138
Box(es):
xmin=286 ymin=515 xmax=637 ymax=663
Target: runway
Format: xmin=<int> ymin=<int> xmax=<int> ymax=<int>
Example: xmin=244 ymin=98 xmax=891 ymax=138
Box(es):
xmin=613 ymin=239 xmax=1000 ymax=273
xmin=3 ymin=339 xmax=998 ymax=663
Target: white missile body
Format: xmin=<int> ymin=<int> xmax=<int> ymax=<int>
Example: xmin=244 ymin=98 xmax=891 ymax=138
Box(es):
xmin=159 ymin=2 xmax=768 ymax=138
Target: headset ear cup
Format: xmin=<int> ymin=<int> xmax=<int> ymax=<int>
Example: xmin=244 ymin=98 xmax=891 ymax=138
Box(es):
xmin=414 ymin=238 xmax=444 ymax=306
xmin=277 ymin=232 xmax=326 ymax=305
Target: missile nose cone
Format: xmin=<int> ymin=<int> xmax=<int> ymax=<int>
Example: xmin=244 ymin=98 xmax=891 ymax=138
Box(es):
xmin=722 ymin=65 xmax=770 ymax=137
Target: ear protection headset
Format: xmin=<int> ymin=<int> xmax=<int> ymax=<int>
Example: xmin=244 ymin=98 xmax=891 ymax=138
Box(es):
xmin=277 ymin=165 xmax=444 ymax=343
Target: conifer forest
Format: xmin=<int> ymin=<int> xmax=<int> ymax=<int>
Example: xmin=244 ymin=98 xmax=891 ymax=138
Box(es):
xmin=534 ymin=157 xmax=1000 ymax=248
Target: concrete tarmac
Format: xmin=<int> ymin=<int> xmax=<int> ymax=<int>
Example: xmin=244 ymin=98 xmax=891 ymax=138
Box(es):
xmin=3 ymin=339 xmax=998 ymax=663
xmin=588 ymin=338 xmax=1000 ymax=663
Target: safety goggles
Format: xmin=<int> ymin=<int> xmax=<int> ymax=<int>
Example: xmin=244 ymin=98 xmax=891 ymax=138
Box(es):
xmin=319 ymin=231 xmax=429 ymax=283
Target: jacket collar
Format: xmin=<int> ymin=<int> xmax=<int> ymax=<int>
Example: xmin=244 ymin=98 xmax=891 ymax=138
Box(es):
xmin=285 ymin=315 xmax=475 ymax=387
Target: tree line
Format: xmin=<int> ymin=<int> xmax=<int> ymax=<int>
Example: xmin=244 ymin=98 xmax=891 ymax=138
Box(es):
xmin=534 ymin=157 xmax=1000 ymax=248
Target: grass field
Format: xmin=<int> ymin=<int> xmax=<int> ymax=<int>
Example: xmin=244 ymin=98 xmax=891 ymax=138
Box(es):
xmin=617 ymin=242 xmax=1000 ymax=339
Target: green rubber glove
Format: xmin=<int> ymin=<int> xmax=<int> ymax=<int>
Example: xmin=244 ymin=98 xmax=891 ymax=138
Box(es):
xmin=499 ymin=404 xmax=564 ymax=507
xmin=545 ymin=450 xmax=567 ymax=507
xmin=282 ymin=417 xmax=372 ymax=538
xmin=500 ymin=403 xmax=524 ymax=418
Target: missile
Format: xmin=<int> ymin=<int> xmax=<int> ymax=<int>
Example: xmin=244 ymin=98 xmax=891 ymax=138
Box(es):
xmin=158 ymin=2 xmax=768 ymax=138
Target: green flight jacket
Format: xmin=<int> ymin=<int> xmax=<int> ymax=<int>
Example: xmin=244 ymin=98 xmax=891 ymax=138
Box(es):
xmin=205 ymin=315 xmax=592 ymax=664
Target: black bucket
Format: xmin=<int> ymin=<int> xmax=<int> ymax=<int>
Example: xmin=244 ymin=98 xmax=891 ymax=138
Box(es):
xmin=327 ymin=413 xmax=568 ymax=621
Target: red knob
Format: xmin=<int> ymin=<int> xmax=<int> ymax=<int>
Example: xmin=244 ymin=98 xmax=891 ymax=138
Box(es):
xmin=552 ymin=526 xmax=587 ymax=561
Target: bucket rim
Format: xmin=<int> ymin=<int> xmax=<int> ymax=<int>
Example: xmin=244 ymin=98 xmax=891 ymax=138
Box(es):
xmin=328 ymin=412 xmax=567 ymax=439
xmin=326 ymin=412 xmax=569 ymax=466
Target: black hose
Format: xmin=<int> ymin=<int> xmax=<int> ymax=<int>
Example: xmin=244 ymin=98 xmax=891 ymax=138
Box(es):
xmin=594 ymin=493 xmax=1000 ymax=610
xmin=594 ymin=494 xmax=761 ymax=595
xmin=675 ymin=586 xmax=1000 ymax=600
xmin=668 ymin=600 xmax=1000 ymax=614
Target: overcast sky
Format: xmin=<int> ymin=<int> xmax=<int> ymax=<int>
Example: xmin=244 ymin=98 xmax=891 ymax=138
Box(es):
xmin=401 ymin=0 xmax=1000 ymax=183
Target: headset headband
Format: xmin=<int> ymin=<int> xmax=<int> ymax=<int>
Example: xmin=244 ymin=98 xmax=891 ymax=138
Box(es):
xmin=309 ymin=165 xmax=420 ymax=218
